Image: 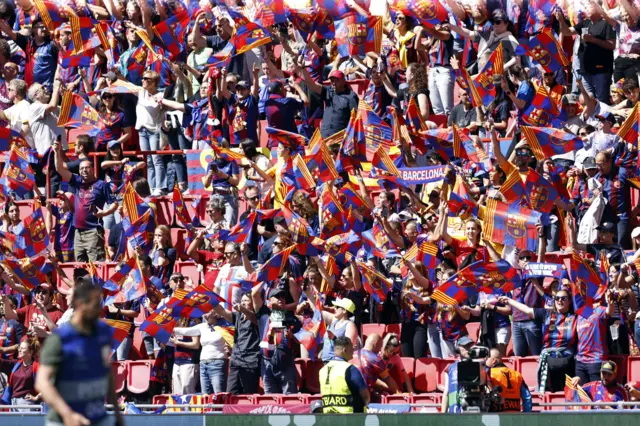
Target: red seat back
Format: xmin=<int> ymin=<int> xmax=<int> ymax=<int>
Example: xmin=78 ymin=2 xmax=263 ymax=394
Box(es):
xmin=385 ymin=323 xmax=401 ymax=336
xmin=177 ymin=261 xmax=201 ymax=286
xmin=411 ymin=393 xmax=441 ymax=413
xmin=111 ymin=361 xmax=127 ymax=394
xmin=514 ymin=356 xmax=540 ymax=390
xmin=361 ymin=323 xmax=385 ymax=342
xmin=127 ymin=360 xmax=151 ymax=394
xmin=464 ymin=322 xmax=480 ymax=342
xmin=628 ymin=356 xmax=640 ymax=383
xmin=544 ymin=391 xmax=566 ymax=411
xmin=304 ymin=359 xmax=323 ymax=394
xmin=414 ymin=357 xmax=439 ymax=393
xmin=437 ymin=358 xmax=455 ymax=392
xmin=400 ymin=357 xmax=415 ymax=383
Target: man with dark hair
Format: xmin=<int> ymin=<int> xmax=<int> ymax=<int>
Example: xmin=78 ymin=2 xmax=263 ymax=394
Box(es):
xmin=319 ymin=336 xmax=370 ymax=413
xmin=36 ymin=281 xmax=123 ymax=426
xmin=53 ymin=141 xmax=117 ymax=262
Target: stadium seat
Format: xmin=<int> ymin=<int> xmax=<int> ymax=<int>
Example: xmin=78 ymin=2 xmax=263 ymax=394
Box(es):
xmin=627 ymin=356 xmax=640 ymax=383
xmin=385 ymin=323 xmax=401 ymax=337
xmin=502 ymin=357 xmax=514 ymax=370
xmin=544 ymin=391 xmax=566 ymax=411
xmin=506 ymin=339 xmax=514 ymax=356
xmin=414 ymin=357 xmax=439 ymax=393
xmin=171 ymin=228 xmax=189 ymax=260
xmin=56 ymin=262 xmax=94 ymax=291
xmin=530 ymin=392 xmax=544 ymax=412
xmin=514 ymin=356 xmax=540 ymax=391
xmin=152 ymin=197 xmax=174 ymax=226
xmin=208 ymin=393 xmax=230 ymax=411
xmin=177 ymin=261 xmax=201 ymax=285
xmin=130 ymin=327 xmax=147 ymax=360
xmin=429 ymin=114 xmax=448 ymax=128
xmin=253 ymin=394 xmax=282 ymax=404
xmin=152 ymin=394 xmax=171 ymax=405
xmin=103 ymin=262 xmax=120 ymax=281
xmin=127 ymin=360 xmax=152 ymax=394
xmin=400 ymin=357 xmax=415 ymax=384
xmin=304 ymin=359 xmax=323 ymax=394
xmin=437 ymin=358 xmax=455 ymax=392
xmin=362 ymin=323 xmax=385 ymax=342
xmin=228 ymin=395 xmax=255 ymax=404
xmin=382 ymin=394 xmax=411 ymax=404
xmin=306 ymin=394 xmax=322 ymax=404
xmin=464 ymin=322 xmax=480 ymax=342
xmin=281 ymin=393 xmax=310 ymax=405
xmin=607 ymin=355 xmax=627 ymax=384
xmin=411 ymin=393 xmax=441 ymax=413
xmin=111 ymin=361 xmax=127 ymax=394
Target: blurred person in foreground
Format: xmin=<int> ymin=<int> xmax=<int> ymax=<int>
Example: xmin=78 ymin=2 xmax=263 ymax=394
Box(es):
xmin=486 ymin=348 xmax=532 ymax=412
xmin=36 ymin=280 xmax=123 ymax=426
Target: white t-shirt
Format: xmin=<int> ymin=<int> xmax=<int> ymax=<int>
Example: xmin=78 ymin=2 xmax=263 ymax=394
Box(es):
xmin=4 ymin=99 xmax=32 ymax=147
xmin=173 ymin=322 xmax=227 ymax=361
xmin=28 ymin=102 xmax=67 ymax=155
xmin=213 ymin=264 xmax=249 ymax=311
xmin=135 ymin=90 xmax=163 ymax=132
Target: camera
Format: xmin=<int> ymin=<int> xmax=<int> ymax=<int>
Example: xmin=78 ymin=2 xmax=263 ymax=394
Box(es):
xmin=457 ymin=346 xmax=501 ymax=412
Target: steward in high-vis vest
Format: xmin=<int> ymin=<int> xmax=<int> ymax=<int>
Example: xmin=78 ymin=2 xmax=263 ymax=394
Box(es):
xmin=487 ymin=348 xmax=532 ymax=412
xmin=319 ymin=336 xmax=370 ymax=413
xmin=36 ymin=280 xmax=124 ymax=426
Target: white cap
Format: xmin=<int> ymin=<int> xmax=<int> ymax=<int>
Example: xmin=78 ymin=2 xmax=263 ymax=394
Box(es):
xmin=632 ymin=227 xmax=640 ymax=239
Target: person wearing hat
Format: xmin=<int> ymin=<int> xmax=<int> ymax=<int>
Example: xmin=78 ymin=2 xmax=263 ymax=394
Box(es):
xmin=319 ymin=336 xmax=370 ymax=413
xmin=562 ymin=94 xmax=587 ymax=135
xmin=220 ymin=64 xmax=260 ymax=147
xmin=567 ymin=156 xmax=599 ymax=223
xmin=570 ymin=360 xmax=629 ymax=407
xmin=265 ymin=77 xmax=309 ymax=134
xmin=568 ymin=219 xmax=625 ymax=268
xmin=298 ymin=65 xmax=359 ymax=138
xmin=440 ymin=335 xmax=476 ymax=413
xmin=3 ymin=283 xmax=63 ymax=343
xmin=322 ymin=299 xmax=359 ymax=363
xmin=250 ymin=285 xmax=300 ymax=394
xmin=92 ymin=87 xmax=132 ymax=152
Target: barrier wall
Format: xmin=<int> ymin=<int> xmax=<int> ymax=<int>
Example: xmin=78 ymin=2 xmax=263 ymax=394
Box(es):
xmin=3 ymin=413 xmax=640 ymax=426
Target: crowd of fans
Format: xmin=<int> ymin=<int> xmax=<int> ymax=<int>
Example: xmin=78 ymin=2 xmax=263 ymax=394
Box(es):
xmin=0 ymin=0 xmax=639 ymax=413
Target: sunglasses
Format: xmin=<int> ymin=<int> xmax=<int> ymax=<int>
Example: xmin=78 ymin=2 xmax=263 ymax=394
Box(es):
xmin=515 ymin=150 xmax=530 ymax=157
xmin=425 ymin=215 xmax=435 ymax=221
xmin=246 ymin=196 xmax=259 ymax=201
xmin=102 ymin=94 xmax=113 ymax=100
xmin=493 ymin=19 xmax=505 ymax=24
xmin=172 ymin=277 xmax=185 ymax=282
xmin=519 ymin=255 xmax=532 ymax=261
xmin=141 ymin=77 xmax=153 ymax=81
xmin=224 ymin=251 xmax=237 ymax=257
xmin=578 ymin=132 xmax=588 ymax=136
xmin=273 ymin=241 xmax=283 ymax=247
xmin=555 ymin=296 xmax=569 ymax=302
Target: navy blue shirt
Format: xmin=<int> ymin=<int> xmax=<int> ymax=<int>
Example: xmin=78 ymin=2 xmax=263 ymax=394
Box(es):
xmin=207 ymin=158 xmax=239 ymax=189
xmin=15 ymin=33 xmax=57 ymax=88
xmin=320 ymin=85 xmax=359 ymax=138
xmin=226 ymin=94 xmax=259 ymax=146
xmin=68 ymin=175 xmax=114 ymax=230
xmin=265 ymin=94 xmax=304 ymax=134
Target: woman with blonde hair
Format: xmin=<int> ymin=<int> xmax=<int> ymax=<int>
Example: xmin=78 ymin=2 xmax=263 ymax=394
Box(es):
xmin=399 ymin=261 xmax=433 ymax=358
xmin=151 ymin=224 xmax=176 ymax=287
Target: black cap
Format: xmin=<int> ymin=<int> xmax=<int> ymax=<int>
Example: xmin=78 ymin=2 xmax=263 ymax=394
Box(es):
xmin=596 ymin=222 xmax=615 ymax=233
xmin=269 ymin=288 xmax=287 ymax=300
xmin=268 ymin=81 xmax=284 ymax=94
xmin=583 ymin=157 xmax=597 ymax=170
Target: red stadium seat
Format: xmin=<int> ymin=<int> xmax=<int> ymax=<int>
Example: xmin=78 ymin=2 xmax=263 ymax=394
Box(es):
xmin=127 ymin=360 xmax=152 ymax=394
xmin=103 ymin=262 xmax=120 ymax=281
xmin=382 ymin=394 xmax=411 ymax=404
xmin=254 ymin=394 xmax=282 ymax=404
xmin=464 ymin=322 xmax=480 ymax=342
xmin=502 ymin=357 xmax=514 ymax=370
xmin=411 ymin=393 xmax=441 ymax=413
xmin=414 ymin=357 xmax=439 ymax=393
xmin=228 ymin=395 xmax=255 ymax=404
xmin=306 ymin=394 xmax=322 ymax=404
xmin=437 ymin=358 xmax=455 ymax=392
xmin=177 ymin=261 xmax=201 ymax=285
xmin=152 ymin=394 xmax=171 ymax=405
xmin=385 ymin=323 xmax=401 ymax=337
xmin=56 ymin=262 xmax=95 ymax=291
xmin=111 ymin=361 xmax=127 ymax=394
xmin=607 ymin=355 xmax=627 ymax=384
xmin=171 ymin=228 xmax=189 ymax=260
xmin=281 ymin=394 xmax=309 ymax=405
xmin=152 ymin=197 xmax=174 ymax=226
xmin=506 ymin=338 xmax=514 ymax=356
xmin=207 ymin=393 xmax=230 ymax=411
xmin=627 ymin=356 xmax=640 ymax=383
xmin=400 ymin=357 xmax=415 ymax=384
xmin=304 ymin=359 xmax=323 ymax=394
xmin=530 ymin=392 xmax=544 ymax=412
xmin=362 ymin=323 xmax=385 ymax=342
xmin=544 ymin=391 xmax=566 ymax=411
xmin=514 ymin=356 xmax=540 ymax=391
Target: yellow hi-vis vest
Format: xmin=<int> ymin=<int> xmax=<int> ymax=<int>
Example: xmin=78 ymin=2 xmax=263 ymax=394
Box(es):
xmin=319 ymin=360 xmax=354 ymax=413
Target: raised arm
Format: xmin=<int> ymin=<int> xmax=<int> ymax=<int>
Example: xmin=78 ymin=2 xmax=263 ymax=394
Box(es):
xmin=298 ymin=65 xmax=322 ymax=95
xmin=53 ymin=141 xmax=72 ymax=182
xmin=500 ymin=295 xmax=535 ymax=319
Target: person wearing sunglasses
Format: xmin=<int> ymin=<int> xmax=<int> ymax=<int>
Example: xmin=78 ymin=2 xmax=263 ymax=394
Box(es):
xmin=211 ymin=242 xmax=254 ymax=313
xmin=500 ymin=289 xmax=577 ymax=392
